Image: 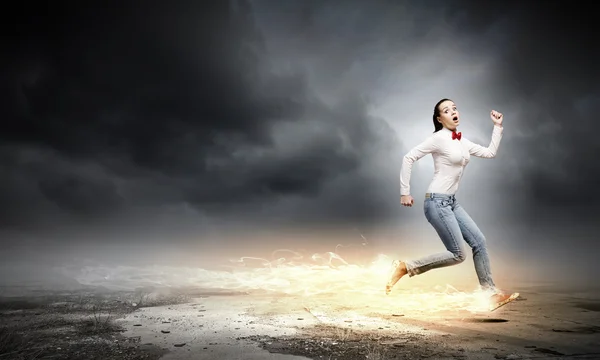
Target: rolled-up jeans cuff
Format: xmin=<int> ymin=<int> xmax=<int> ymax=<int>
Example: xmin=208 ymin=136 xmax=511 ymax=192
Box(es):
xmin=481 ymin=285 xmax=499 ymax=294
xmin=404 ymin=260 xmax=418 ymax=277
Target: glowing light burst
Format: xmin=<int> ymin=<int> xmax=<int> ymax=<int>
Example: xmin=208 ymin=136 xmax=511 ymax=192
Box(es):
xmin=67 ymin=249 xmax=498 ymax=315
xmin=226 ymin=250 xmax=496 ymax=314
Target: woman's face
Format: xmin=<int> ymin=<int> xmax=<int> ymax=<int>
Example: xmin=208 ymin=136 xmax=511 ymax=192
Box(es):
xmin=437 ymin=100 xmax=460 ymax=131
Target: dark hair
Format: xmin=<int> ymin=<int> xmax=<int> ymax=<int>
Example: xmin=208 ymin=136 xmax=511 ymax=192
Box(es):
xmin=432 ymin=98 xmax=452 ymax=132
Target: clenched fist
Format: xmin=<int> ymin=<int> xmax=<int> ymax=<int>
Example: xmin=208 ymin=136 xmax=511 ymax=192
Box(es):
xmin=490 ymin=110 xmax=503 ymax=126
xmin=401 ymin=195 xmax=414 ymax=207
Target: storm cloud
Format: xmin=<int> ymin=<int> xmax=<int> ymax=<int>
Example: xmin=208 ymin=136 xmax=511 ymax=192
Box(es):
xmin=0 ymin=0 xmax=597 ymax=265
xmin=1 ymin=1 xmax=400 ymax=233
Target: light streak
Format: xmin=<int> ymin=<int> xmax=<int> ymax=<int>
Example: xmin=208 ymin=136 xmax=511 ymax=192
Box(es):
xmin=67 ymin=247 xmax=498 ymax=314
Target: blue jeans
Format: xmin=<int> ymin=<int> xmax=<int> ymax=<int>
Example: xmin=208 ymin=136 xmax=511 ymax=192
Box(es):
xmin=404 ymin=193 xmax=496 ymax=291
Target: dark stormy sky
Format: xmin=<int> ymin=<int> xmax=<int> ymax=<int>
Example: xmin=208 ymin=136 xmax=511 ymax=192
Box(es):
xmin=1 ymin=1 xmax=598 ymax=285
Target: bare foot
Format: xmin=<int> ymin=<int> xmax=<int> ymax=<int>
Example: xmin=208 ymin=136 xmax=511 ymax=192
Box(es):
xmin=489 ymin=292 xmax=516 ymax=311
xmin=385 ymin=260 xmax=407 ymax=295
xmin=490 ymin=292 xmax=511 ymax=303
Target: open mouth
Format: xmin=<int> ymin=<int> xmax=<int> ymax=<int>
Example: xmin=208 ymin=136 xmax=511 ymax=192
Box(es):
xmin=452 ymin=116 xmax=459 ymax=122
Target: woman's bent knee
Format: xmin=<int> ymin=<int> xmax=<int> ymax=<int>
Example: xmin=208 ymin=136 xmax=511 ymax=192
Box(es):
xmin=453 ymin=251 xmax=466 ymax=263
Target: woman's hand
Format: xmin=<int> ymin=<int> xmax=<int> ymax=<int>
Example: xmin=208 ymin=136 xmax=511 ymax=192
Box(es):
xmin=491 ymin=110 xmax=503 ymax=127
xmin=401 ymin=195 xmax=414 ymax=207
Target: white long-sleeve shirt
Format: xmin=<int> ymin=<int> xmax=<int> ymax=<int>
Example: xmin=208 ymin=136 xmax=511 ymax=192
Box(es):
xmin=400 ymin=125 xmax=503 ymax=196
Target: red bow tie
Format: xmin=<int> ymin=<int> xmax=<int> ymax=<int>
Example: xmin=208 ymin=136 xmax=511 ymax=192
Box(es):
xmin=452 ymin=131 xmax=462 ymax=140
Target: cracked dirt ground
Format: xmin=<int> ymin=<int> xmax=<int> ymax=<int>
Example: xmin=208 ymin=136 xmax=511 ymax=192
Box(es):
xmin=2 ymin=286 xmax=600 ymax=359
xmin=116 ymin=286 xmax=600 ymax=359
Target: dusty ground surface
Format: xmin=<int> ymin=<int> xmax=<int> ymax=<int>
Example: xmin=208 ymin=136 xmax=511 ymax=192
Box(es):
xmin=1 ymin=285 xmax=600 ymax=359
xmin=0 ymin=287 xmax=189 ymax=359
